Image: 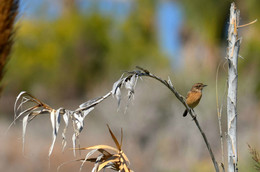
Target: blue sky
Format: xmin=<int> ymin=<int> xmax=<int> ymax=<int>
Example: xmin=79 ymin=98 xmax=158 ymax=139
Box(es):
xmin=19 ymin=0 xmax=183 ymax=62
xmin=157 ymin=1 xmax=182 ymax=62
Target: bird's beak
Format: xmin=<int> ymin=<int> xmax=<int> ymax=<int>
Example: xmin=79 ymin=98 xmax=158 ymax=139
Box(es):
xmin=203 ymin=84 xmax=207 ymax=87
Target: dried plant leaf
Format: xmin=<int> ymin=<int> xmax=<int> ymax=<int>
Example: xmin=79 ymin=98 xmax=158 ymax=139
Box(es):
xmin=73 ymin=107 xmax=94 ymax=134
xmin=92 ymin=154 xmax=104 ymax=172
xmin=12 ymin=91 xmax=109 ymax=158
xmin=122 ymin=163 xmax=131 ymax=172
xmin=98 ymin=156 xmax=119 ymax=171
xmin=79 ymin=149 xmax=98 ymax=171
xmin=70 ymin=126 xmax=132 ymax=172
xmin=72 ymin=133 xmax=77 ymax=157
xmin=112 ymin=77 xmax=125 ymax=108
xmin=6 ymin=104 xmax=40 ymax=134
xmin=107 ymin=125 xmax=121 ymax=150
xmin=125 ymin=74 xmax=136 ymax=92
xmin=112 ymin=79 xmax=122 ymax=95
xmin=112 ymin=73 xmax=125 ymax=94
xmin=8 ymin=91 xmax=52 ymax=134
xmin=76 ymin=145 xmax=118 ymax=152
xmin=15 ymin=93 xmax=30 ymax=116
xmin=55 ymin=108 xmax=62 ymax=133
xmin=62 ymin=111 xmax=71 ymax=152
xmin=115 ymin=87 xmax=121 ymax=108
xmin=49 ymin=109 xmax=59 ymax=157
xmin=120 ymin=128 xmax=123 ymax=148
xmin=121 ymin=152 xmax=130 ymax=165
xmin=22 ymin=114 xmax=29 ymax=154
xmin=112 ymin=74 xmax=139 ymax=112
xmin=77 ymin=92 xmax=111 ymax=111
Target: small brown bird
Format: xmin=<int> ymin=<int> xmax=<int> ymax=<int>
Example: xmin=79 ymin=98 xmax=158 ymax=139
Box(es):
xmin=183 ymin=83 xmax=207 ymax=117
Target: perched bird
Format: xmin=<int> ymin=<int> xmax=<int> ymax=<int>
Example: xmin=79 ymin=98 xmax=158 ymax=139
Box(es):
xmin=183 ymin=83 xmax=207 ymax=117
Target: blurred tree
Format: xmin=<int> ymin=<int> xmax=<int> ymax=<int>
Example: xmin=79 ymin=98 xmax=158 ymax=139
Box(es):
xmin=179 ymin=0 xmax=231 ymax=44
xmin=106 ymin=0 xmax=168 ymax=74
xmin=5 ymin=0 xmax=169 ymax=100
xmin=7 ymin=12 xmax=111 ymax=98
xmin=237 ymin=0 xmax=260 ymax=99
xmin=177 ymin=0 xmax=231 ymax=73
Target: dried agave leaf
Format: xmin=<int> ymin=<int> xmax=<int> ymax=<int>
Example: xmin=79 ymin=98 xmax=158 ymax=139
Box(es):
xmin=73 ymin=107 xmax=94 ymax=134
xmin=76 ymin=145 xmax=118 ymax=152
xmin=121 ymin=152 xmax=130 ymax=165
xmin=107 ymin=125 xmax=121 ymax=150
xmin=111 ymin=74 xmax=139 ymax=112
xmin=71 ymin=125 xmax=132 ymax=172
xmin=77 ymin=92 xmax=111 ymax=111
xmin=7 ymin=91 xmax=52 ymax=135
xmin=62 ymin=111 xmax=71 ymax=152
xmin=79 ymin=149 xmax=98 ymax=172
xmin=112 ymin=79 xmax=122 ymax=95
xmin=22 ymin=114 xmax=29 ymax=154
xmin=126 ymin=74 xmax=138 ymax=100
xmin=49 ymin=108 xmax=63 ymax=156
xmin=112 ymin=73 xmax=125 ymax=94
xmin=97 ymin=156 xmax=119 ymax=171
xmin=115 ymin=87 xmax=121 ymax=108
xmin=120 ymin=128 xmax=123 ymax=149
xmin=55 ymin=108 xmax=62 ymax=133
xmin=14 ymin=91 xmax=29 ymax=120
xmin=112 ymin=77 xmax=125 ymax=108
xmin=121 ymin=163 xmax=131 ymax=172
xmin=97 ymin=148 xmax=112 ymax=157
xmin=92 ymin=154 xmax=104 ymax=172
xmin=49 ymin=109 xmax=59 ymax=157
xmin=72 ymin=133 xmax=78 ymax=157
xmin=6 ymin=105 xmax=40 ymax=135
xmin=124 ymin=74 xmax=136 ymax=92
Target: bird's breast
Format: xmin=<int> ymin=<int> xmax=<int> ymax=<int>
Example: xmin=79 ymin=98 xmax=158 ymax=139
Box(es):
xmin=186 ymin=91 xmax=202 ymax=108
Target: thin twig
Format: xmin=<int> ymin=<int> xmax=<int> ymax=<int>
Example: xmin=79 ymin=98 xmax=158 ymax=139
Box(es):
xmin=216 ymin=60 xmax=225 ymax=172
xmin=237 ymin=19 xmax=257 ymax=28
xmin=134 ymin=66 xmax=219 ymax=172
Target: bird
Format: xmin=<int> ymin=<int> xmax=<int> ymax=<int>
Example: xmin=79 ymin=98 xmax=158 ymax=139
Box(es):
xmin=183 ymin=83 xmax=207 ymax=117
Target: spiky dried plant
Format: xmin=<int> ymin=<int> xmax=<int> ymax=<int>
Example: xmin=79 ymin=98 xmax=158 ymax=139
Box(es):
xmin=59 ymin=125 xmax=132 ymax=172
xmin=248 ymin=144 xmax=260 ymax=171
xmin=0 ymin=0 xmax=19 ymax=93
xmin=8 ymin=91 xmax=111 ymax=157
xmin=10 ymin=72 xmax=139 ymax=157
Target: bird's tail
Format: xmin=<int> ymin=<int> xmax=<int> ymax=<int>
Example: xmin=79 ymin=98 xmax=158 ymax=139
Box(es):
xmin=183 ymin=109 xmax=188 ymax=117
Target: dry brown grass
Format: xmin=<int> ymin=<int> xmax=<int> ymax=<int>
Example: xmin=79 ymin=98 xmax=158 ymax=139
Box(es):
xmin=0 ymin=0 xmax=19 ymax=93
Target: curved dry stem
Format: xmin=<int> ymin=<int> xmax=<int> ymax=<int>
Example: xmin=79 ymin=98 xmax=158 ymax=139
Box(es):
xmin=134 ymin=66 xmax=220 ymax=172
xmin=216 ymin=60 xmax=226 ymax=172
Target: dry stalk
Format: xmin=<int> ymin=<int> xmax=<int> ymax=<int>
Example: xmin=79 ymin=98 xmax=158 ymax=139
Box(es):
xmin=134 ymin=66 xmax=220 ymax=172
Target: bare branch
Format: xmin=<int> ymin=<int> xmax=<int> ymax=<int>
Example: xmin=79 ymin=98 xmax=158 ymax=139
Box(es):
xmin=132 ymin=66 xmax=219 ymax=172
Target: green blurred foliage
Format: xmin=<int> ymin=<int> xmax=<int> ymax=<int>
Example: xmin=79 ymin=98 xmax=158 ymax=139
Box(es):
xmin=6 ymin=1 xmax=169 ymax=98
xmin=179 ymin=0 xmax=232 ymax=44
